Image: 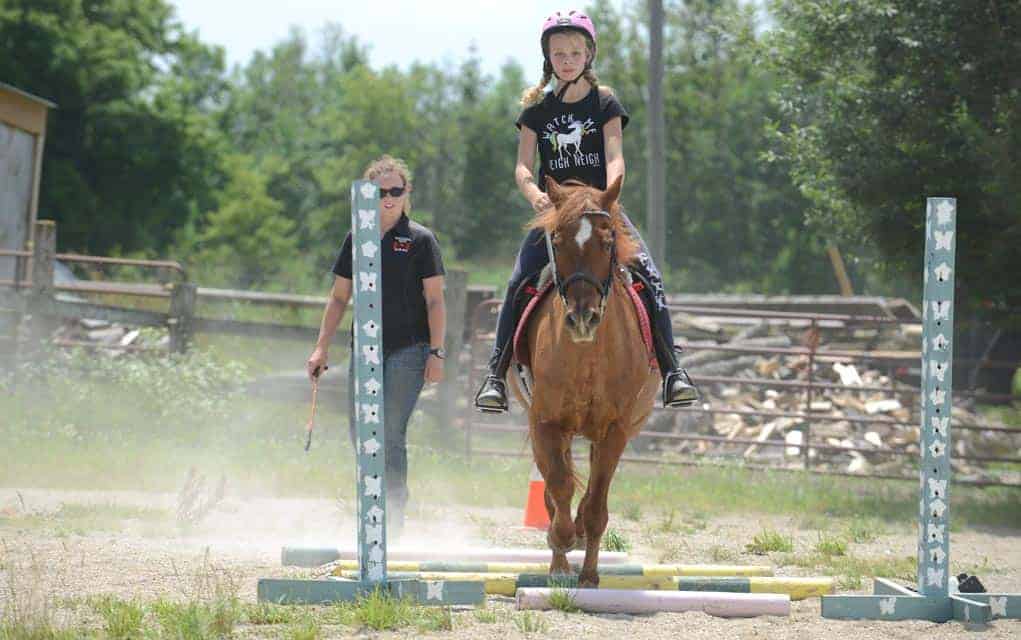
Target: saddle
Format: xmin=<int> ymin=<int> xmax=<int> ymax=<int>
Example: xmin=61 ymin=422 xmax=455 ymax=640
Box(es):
xmin=511 ymin=265 xmax=657 ymax=370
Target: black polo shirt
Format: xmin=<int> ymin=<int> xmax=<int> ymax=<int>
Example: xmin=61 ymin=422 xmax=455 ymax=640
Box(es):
xmin=332 ymin=214 xmax=445 ymax=354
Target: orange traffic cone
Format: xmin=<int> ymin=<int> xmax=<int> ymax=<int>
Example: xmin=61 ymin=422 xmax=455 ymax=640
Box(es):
xmin=523 ymin=463 xmax=551 ymax=529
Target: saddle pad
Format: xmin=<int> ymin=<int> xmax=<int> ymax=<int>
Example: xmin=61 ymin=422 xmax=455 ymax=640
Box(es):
xmin=512 ymin=279 xmax=656 ymax=369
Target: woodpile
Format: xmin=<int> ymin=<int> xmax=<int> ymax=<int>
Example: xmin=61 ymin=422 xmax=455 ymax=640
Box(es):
xmin=641 ymin=318 xmax=1021 ymax=485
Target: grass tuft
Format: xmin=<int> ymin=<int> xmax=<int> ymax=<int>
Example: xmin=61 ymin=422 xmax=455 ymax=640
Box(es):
xmin=845 ymin=518 xmax=882 ymax=543
xmin=745 ymin=529 xmax=794 ymax=554
xmin=90 ymin=596 xmax=144 ymax=640
xmin=547 ymin=587 xmax=579 ymax=613
xmin=602 ymin=528 xmax=631 ymax=552
xmin=243 ymin=601 xmax=296 ymax=625
xmin=814 ymin=533 xmax=848 ymax=557
xmin=513 ymin=610 xmax=548 ymax=634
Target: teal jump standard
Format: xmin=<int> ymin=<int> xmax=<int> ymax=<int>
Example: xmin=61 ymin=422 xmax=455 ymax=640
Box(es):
xmin=820 ymin=199 xmax=1021 ymax=625
xmin=255 ymin=181 xmax=483 ymax=606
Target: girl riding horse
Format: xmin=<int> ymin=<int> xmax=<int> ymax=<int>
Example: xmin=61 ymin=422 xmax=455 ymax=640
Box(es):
xmin=474 ymin=9 xmax=698 ymax=413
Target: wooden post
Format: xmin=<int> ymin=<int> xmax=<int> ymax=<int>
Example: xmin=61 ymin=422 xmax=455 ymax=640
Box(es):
xmin=168 ymin=282 xmax=196 ymax=353
xmin=646 ymin=0 xmax=667 ymax=267
xmin=26 ymin=220 xmax=56 ymax=346
xmin=440 ymin=269 xmax=468 ymax=441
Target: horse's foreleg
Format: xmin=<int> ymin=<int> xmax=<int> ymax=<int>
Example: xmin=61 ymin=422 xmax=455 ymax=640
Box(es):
xmin=573 ymin=445 xmax=596 ymax=548
xmin=532 ymin=421 xmax=575 ymax=576
xmin=579 ymin=426 xmax=628 ymax=588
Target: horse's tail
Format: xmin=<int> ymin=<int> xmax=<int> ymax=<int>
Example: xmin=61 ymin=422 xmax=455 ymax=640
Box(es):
xmin=561 ymin=446 xmax=585 ymax=494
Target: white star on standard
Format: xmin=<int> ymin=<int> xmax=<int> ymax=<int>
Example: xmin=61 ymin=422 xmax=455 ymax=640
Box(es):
xmin=363 ymin=378 xmax=382 ymax=395
xmin=362 ymin=321 xmax=379 ymax=338
xmin=361 ymin=403 xmax=380 ymax=424
xmin=367 ymin=505 xmax=384 ymax=523
xmin=360 ymin=183 xmax=377 ymax=199
xmin=929 ymin=440 xmax=946 ymax=458
xmin=928 ymin=523 xmax=945 ymax=543
xmin=928 ymin=478 xmax=947 ymax=499
xmin=362 ymin=438 xmax=381 ymax=455
xmin=879 ymin=597 xmax=897 ymax=616
xmin=933 ymin=263 xmax=952 ymax=282
xmin=991 ymin=597 xmax=1007 ymax=617
xmin=932 ymin=333 xmax=949 ymax=351
xmin=926 ymin=567 xmax=945 ymax=587
xmin=931 ymin=416 xmax=948 ymax=435
xmin=359 ymin=208 xmax=376 ymax=229
xmin=930 ymin=497 xmax=947 ymax=517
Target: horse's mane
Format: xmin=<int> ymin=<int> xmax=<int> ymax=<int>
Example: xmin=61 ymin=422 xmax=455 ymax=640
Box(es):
xmin=527 ymin=180 xmax=640 ymax=265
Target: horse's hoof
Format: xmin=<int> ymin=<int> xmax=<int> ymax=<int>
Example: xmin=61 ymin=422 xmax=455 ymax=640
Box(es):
xmin=578 ymin=572 xmax=599 ymax=589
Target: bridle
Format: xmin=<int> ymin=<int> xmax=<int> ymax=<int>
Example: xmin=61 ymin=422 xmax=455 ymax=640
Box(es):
xmin=544 ymin=209 xmax=617 ymax=316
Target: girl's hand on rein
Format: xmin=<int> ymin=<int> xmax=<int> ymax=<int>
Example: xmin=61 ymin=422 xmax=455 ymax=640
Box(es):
xmin=424 ymin=355 xmax=444 ymax=384
xmin=532 ymin=193 xmax=554 ymax=214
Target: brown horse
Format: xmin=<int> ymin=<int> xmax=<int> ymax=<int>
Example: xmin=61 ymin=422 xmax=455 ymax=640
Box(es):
xmin=508 ymin=176 xmax=659 ymax=588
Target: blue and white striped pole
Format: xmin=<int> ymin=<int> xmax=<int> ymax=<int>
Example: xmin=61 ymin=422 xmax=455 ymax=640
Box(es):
xmin=351 ymin=180 xmax=387 ymax=586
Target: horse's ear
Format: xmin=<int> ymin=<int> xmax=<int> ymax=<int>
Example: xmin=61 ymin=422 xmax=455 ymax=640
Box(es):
xmin=545 ymin=176 xmax=566 ymax=206
xmin=600 ymin=176 xmax=623 ymax=211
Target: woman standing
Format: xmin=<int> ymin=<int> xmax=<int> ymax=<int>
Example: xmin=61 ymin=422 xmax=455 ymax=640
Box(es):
xmin=307 ymin=155 xmax=446 ymax=537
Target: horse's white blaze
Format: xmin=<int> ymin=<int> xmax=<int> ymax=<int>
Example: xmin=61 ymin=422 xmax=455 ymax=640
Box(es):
xmin=575 ymin=217 xmax=593 ymax=249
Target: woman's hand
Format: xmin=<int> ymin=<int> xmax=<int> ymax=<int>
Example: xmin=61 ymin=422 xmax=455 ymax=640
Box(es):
xmin=306 ymin=348 xmax=329 ymax=382
xmin=424 ymin=354 xmax=445 ymax=384
xmin=531 ymin=193 xmax=554 ymax=214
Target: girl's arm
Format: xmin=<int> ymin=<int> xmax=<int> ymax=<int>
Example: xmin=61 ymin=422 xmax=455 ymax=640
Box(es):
xmin=515 ymin=125 xmax=553 ymax=213
xmin=603 ymin=116 xmax=626 ymax=189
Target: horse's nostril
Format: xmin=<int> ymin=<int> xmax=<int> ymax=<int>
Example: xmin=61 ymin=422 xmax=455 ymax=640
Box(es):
xmin=565 ymin=312 xmax=577 ymax=328
xmin=589 ymin=310 xmax=601 ymax=325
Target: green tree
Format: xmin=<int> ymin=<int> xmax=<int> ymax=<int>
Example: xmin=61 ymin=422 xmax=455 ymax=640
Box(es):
xmin=589 ymin=0 xmax=830 ymax=293
xmin=180 ymin=154 xmax=296 ymax=289
xmin=0 ymin=0 xmax=226 ymax=255
xmin=768 ymin=0 xmax=1021 ymax=323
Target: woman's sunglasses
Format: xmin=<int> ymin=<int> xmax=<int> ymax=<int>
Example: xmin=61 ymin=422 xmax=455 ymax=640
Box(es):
xmin=379 ymin=186 xmax=406 ymax=198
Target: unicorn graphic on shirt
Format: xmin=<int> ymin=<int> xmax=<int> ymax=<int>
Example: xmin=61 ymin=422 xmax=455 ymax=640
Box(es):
xmin=553 ymin=120 xmax=586 ymax=157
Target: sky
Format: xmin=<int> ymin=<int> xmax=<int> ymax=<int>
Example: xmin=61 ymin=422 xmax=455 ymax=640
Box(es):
xmin=169 ymin=1 xmax=628 ymax=80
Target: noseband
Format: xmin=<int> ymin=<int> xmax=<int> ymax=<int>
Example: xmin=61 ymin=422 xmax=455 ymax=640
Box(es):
xmin=544 ymin=209 xmax=617 ymax=314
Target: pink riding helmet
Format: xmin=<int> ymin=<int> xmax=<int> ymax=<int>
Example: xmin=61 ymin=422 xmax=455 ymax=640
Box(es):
xmin=541 ymin=10 xmax=597 ymax=62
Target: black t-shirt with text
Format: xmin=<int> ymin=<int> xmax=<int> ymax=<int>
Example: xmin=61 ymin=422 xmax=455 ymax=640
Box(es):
xmin=516 ymin=87 xmax=630 ymax=191
xmin=332 ymin=214 xmax=445 ymax=354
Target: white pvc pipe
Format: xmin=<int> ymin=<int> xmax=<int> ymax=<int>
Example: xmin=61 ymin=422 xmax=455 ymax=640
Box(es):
xmin=333 ymin=548 xmax=629 ymax=564
xmin=516 ymin=588 xmax=790 ymax=617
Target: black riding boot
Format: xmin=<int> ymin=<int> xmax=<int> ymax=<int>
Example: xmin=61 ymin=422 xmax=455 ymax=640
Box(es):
xmin=656 ymin=338 xmax=700 ymax=408
xmin=474 ymin=343 xmax=513 ymax=413
xmin=635 ymin=273 xmax=699 ymax=408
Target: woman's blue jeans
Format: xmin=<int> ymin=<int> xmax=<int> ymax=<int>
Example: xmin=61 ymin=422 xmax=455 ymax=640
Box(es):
xmin=348 ymin=342 xmax=428 ymax=530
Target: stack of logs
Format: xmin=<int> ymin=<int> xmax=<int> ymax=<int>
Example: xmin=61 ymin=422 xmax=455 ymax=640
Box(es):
xmin=640 ymin=314 xmax=1020 ymax=484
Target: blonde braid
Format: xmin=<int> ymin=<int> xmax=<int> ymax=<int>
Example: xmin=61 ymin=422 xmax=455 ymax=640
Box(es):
xmin=521 ymin=60 xmax=554 ymax=107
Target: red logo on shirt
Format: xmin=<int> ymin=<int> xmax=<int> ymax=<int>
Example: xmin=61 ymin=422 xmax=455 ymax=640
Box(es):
xmin=393 ymin=236 xmax=412 ymax=253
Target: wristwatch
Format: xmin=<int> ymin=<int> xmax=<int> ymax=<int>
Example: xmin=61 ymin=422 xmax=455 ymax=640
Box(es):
xmin=429 ymin=347 xmax=446 ymax=359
